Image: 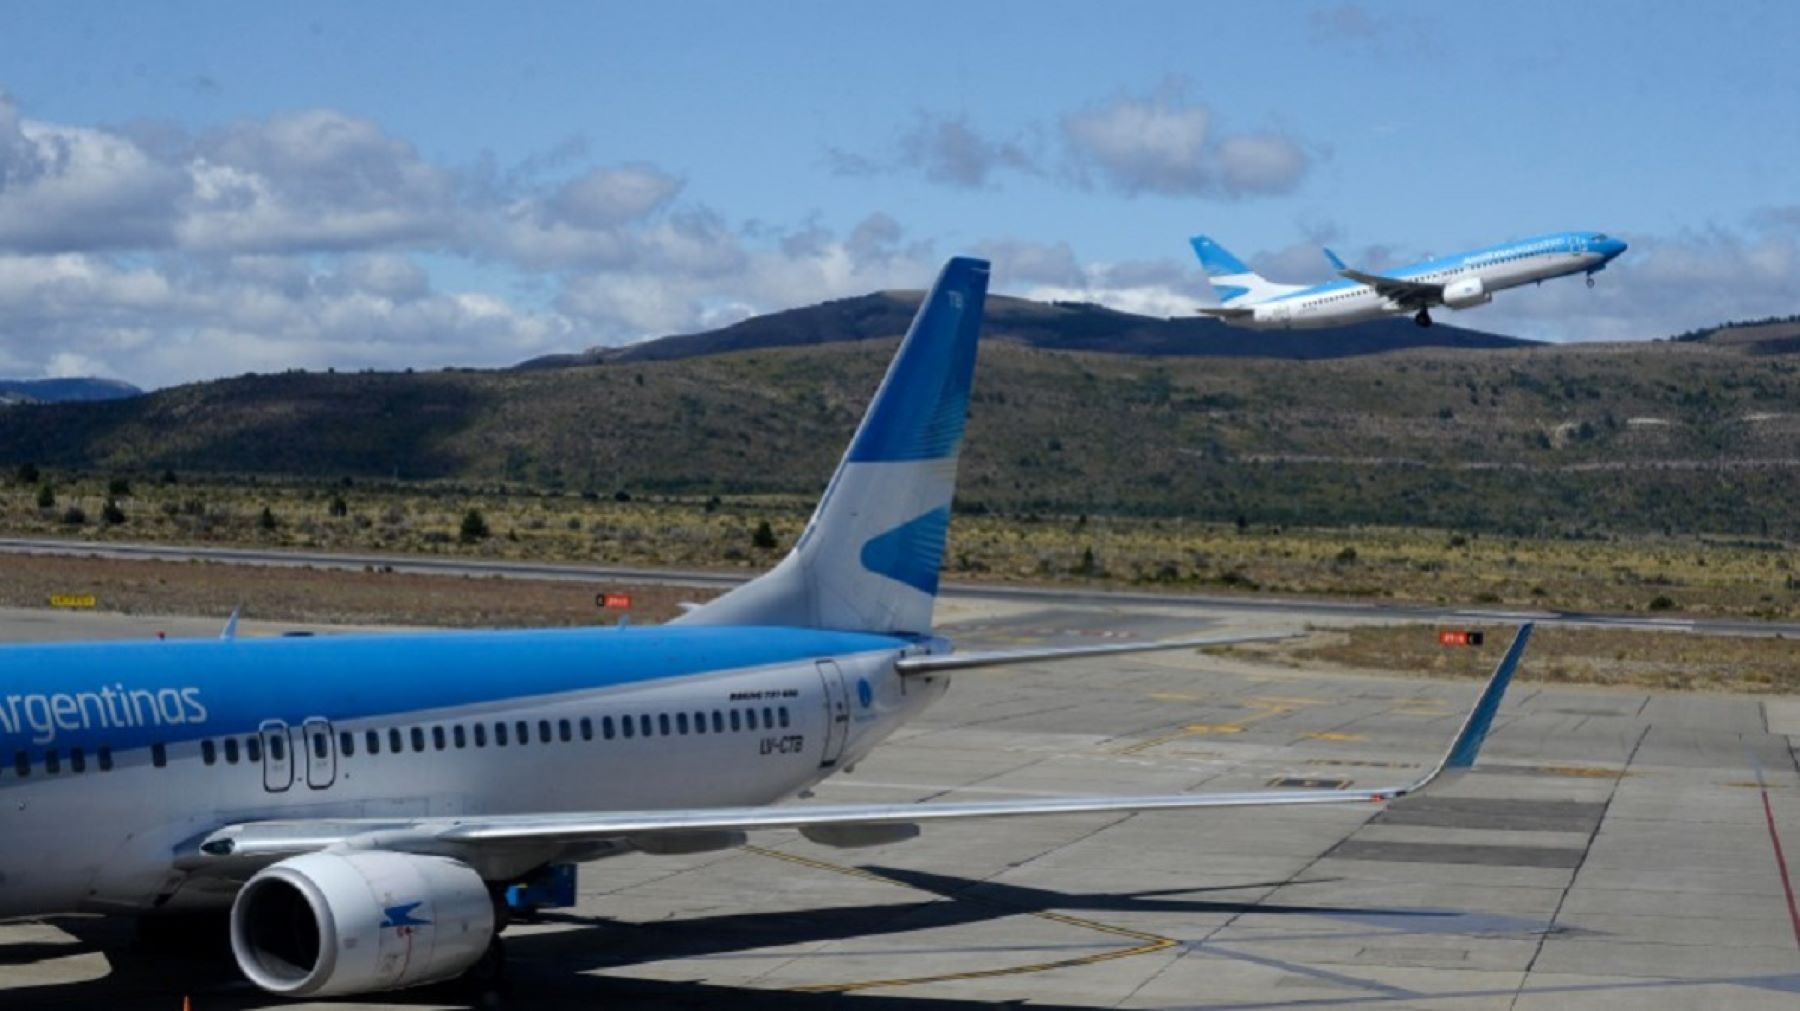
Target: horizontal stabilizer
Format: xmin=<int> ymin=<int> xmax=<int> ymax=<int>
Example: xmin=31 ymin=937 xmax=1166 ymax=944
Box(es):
xmin=895 ymin=632 xmax=1290 ymax=676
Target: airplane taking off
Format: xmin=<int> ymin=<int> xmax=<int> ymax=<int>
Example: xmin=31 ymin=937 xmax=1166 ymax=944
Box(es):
xmin=0 ymin=255 xmax=1535 ymax=999
xmin=1192 ymin=231 xmax=1627 ymax=329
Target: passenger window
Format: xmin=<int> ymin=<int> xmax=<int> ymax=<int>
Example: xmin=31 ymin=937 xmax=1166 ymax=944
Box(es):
xmin=693 ymin=711 xmax=707 ymax=734
xmin=746 ymin=709 xmax=758 ymax=731
xmin=676 ymin=713 xmax=689 ymax=735
xmin=314 ymin=733 xmax=329 ymax=760
xmin=98 ymin=745 xmax=113 ymax=771
xmin=579 ymin=717 xmax=593 ymax=741
xmin=152 ymin=743 xmax=167 ymax=768
xmin=515 ymin=721 xmax=529 ymax=744
xmin=730 ymin=710 xmax=741 ymax=732
xmin=658 ymin=713 xmax=671 ymax=736
xmin=603 ymin=716 xmax=615 ymax=740
xmin=454 ymin=725 xmax=467 ymax=749
xmin=366 ymin=731 xmax=380 ymax=755
xmin=389 ymin=728 xmax=403 ymax=754
xmin=779 ymin=707 xmax=790 ymax=729
xmin=432 ymin=726 xmax=446 ymax=751
xmin=13 ymin=751 xmax=28 ymax=777
xmin=269 ymin=735 xmax=286 ymax=762
xmin=338 ymin=733 xmax=354 ymax=758
xmin=495 ymin=722 xmax=509 ymax=746
xmin=558 ymin=719 xmax=572 ymax=743
xmin=712 ymin=711 xmax=724 ymax=733
xmin=474 ymin=723 xmax=487 ymax=747
xmin=622 ymin=716 xmax=635 ymax=739
xmin=763 ymin=706 xmax=774 ymax=728
xmin=539 ymin=719 xmax=552 ymax=744
xmin=639 ymin=714 xmax=653 ymax=737
xmin=201 ymin=740 xmax=216 ymax=766
xmin=224 ymin=738 xmax=240 ymax=764
xmin=247 ymin=736 xmax=261 ymax=762
xmin=70 ymin=747 xmax=86 ymax=773
xmin=46 ymin=750 xmax=61 ymax=774
xmin=411 ymin=727 xmax=426 ymax=752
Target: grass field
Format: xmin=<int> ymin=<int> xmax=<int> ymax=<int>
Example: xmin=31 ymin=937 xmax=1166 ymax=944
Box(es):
xmin=3 ymin=473 xmax=1798 ymax=622
xmin=1231 ymin=623 xmax=1800 ymax=693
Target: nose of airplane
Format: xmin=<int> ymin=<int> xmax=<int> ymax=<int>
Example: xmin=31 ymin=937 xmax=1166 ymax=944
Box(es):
xmin=1601 ymin=237 xmax=1627 ymax=260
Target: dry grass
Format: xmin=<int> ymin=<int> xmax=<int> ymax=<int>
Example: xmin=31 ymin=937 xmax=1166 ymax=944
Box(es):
xmin=1245 ymin=623 xmax=1800 ymax=693
xmin=0 ymin=553 xmax=710 ymax=628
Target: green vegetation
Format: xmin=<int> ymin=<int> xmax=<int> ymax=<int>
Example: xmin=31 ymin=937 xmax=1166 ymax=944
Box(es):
xmin=4 ymin=340 xmax=1800 ymax=539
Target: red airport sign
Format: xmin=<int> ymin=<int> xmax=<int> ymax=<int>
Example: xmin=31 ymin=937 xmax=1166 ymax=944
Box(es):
xmin=597 ymin=592 xmax=633 ymax=609
xmin=1438 ymin=629 xmax=1485 ymax=647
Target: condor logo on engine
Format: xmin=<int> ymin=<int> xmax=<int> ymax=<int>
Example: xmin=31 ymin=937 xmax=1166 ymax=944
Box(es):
xmin=380 ymin=902 xmax=431 ymax=930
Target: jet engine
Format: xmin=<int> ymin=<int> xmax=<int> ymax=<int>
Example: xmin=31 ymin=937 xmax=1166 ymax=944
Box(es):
xmin=229 ymin=851 xmax=496 ymax=997
xmin=1443 ymin=277 xmax=1491 ymax=308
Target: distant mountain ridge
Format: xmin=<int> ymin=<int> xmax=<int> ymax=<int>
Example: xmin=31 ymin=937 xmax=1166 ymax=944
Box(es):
xmin=517 ymin=291 xmax=1536 ymax=368
xmin=0 ymin=378 xmax=142 ymax=404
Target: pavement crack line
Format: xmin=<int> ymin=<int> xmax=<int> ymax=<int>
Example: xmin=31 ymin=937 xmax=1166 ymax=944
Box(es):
xmin=1506 ymin=723 xmax=1651 ymax=1011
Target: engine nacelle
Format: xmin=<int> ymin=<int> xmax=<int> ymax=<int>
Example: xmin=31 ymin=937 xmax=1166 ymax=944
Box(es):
xmin=230 ymin=851 xmax=495 ymax=997
xmin=1443 ymin=276 xmax=1491 ymax=309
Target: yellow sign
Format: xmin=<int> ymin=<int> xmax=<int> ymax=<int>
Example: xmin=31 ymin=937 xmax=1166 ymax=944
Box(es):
xmin=49 ymin=594 xmax=96 ymax=608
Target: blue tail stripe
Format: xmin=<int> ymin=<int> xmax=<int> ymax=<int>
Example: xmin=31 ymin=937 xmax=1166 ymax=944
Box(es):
xmin=1189 ymin=235 xmax=1251 ymax=277
xmin=859 ymin=506 xmax=951 ymax=595
xmin=847 ymin=257 xmax=988 ymax=463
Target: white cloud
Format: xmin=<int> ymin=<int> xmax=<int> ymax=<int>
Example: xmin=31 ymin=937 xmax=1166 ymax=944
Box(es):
xmin=1061 ymin=81 xmax=1312 ymax=198
xmin=0 ymin=93 xmax=186 ymax=251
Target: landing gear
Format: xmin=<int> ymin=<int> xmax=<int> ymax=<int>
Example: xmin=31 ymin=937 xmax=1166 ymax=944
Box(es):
xmin=459 ymin=935 xmax=509 ymax=1000
xmin=1413 ymin=308 xmax=1433 ymax=328
xmin=1586 ymin=274 xmax=1596 ymax=289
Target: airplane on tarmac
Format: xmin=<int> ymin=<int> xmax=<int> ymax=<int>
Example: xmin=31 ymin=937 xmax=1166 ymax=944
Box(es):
xmin=1192 ymin=231 xmax=1627 ymax=329
xmin=0 ymin=255 xmax=1535 ymax=999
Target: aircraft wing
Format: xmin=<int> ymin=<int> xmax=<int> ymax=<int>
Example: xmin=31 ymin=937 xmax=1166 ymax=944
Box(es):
xmin=187 ymin=626 xmax=1532 ymax=867
xmin=1339 ymin=267 xmax=1442 ymax=308
xmin=1197 ymin=306 xmax=1256 ymax=320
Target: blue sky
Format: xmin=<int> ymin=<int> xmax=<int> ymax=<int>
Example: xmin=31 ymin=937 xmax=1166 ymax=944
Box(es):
xmin=1 ymin=1 xmax=1796 ymax=386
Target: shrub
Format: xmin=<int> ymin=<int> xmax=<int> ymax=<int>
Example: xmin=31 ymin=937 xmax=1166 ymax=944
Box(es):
xmin=1648 ymin=595 xmax=1677 ymax=611
xmin=107 ymin=477 xmax=131 ymax=497
xmin=259 ymin=507 xmax=277 ymax=531
xmin=751 ymin=520 xmax=777 ymax=550
xmin=328 ymin=495 xmax=349 ymax=517
xmin=460 ymin=508 xmax=490 ymax=543
xmin=101 ymin=499 xmax=126 ymax=525
xmin=16 ymin=462 xmax=38 ymax=484
xmin=60 ymin=506 xmax=86 ymax=525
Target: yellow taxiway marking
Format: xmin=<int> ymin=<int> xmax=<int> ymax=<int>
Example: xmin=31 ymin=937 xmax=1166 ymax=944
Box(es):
xmin=1304 ymin=732 xmax=1364 ymax=742
xmin=746 ymin=845 xmax=1177 ymax=993
xmin=1119 ymin=695 xmax=1320 ymax=755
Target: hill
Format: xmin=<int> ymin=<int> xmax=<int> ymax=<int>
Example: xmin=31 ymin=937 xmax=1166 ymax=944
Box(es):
xmin=2 ymin=336 xmax=1799 ymax=539
xmin=0 ymin=378 xmax=142 ymax=404
xmin=517 ymin=292 xmax=1534 ymax=367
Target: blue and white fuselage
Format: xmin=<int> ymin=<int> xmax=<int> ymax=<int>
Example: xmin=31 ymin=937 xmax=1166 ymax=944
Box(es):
xmin=0 ymin=625 xmax=940 ymax=918
xmin=1192 ymin=230 xmax=1628 ymax=330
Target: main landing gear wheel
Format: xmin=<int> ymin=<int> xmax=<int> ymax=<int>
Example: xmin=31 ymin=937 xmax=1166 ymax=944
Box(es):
xmin=1587 ymin=275 xmax=1596 ymax=288
xmin=1414 ymin=308 xmax=1433 ymax=328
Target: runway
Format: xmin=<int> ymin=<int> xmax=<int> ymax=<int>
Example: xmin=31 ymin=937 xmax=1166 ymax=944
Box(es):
xmin=2 ymin=603 xmax=1798 ymax=1009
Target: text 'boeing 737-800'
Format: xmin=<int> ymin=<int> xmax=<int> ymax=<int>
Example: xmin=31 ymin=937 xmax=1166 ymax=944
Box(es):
xmin=1192 ymin=231 xmax=1626 ymax=329
xmin=0 ymin=256 xmax=1535 ymax=999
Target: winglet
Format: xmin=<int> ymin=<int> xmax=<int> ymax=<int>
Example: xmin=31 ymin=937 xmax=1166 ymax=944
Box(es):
xmin=221 ymin=606 xmax=241 ymax=641
xmin=1323 ymin=247 xmax=1347 ymax=271
xmin=1400 ymin=624 xmax=1532 ymax=795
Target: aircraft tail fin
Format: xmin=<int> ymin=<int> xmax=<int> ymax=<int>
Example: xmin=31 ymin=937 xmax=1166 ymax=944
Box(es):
xmin=673 ymin=257 xmax=989 ymax=636
xmin=1189 ymin=235 xmax=1304 ymax=305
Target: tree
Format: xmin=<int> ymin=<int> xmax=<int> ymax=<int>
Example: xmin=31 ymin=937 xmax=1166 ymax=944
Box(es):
xmin=259 ymin=506 xmax=277 ymax=531
xmin=35 ymin=483 xmax=53 ymax=509
xmin=328 ymin=495 xmax=349 ymax=517
xmin=751 ymin=520 xmax=777 ymax=550
xmin=107 ymin=477 xmax=131 ymax=497
xmin=101 ymin=499 xmax=126 ymax=525
xmin=460 ymin=508 xmax=491 ymax=543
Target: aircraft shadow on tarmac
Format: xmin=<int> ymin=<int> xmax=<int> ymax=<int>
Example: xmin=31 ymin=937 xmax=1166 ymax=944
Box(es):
xmin=1 ymin=869 xmax=1461 ymax=1011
